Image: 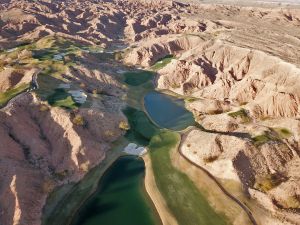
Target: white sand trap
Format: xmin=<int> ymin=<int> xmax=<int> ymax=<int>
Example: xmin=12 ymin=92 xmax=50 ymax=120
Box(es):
xmin=53 ymin=53 xmax=66 ymax=60
xmin=68 ymin=90 xmax=87 ymax=104
xmin=123 ymin=143 xmax=147 ymax=156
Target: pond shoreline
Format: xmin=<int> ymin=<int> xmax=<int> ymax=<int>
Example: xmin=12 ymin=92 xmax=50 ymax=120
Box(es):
xmin=143 ymin=154 xmax=179 ymax=225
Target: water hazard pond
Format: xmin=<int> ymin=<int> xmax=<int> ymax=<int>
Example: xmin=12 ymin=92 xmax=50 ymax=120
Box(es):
xmin=144 ymin=91 xmax=195 ymax=130
xmin=71 ymin=156 xmax=161 ymax=225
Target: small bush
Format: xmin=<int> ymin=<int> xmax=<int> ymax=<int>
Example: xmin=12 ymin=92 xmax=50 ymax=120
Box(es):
xmin=119 ymin=121 xmax=130 ymax=130
xmin=252 ymin=134 xmax=271 ymax=146
xmin=254 ymin=173 xmax=286 ymax=192
xmin=80 ymin=161 xmax=90 ymax=172
xmin=204 ymin=155 xmax=218 ymax=163
xmin=72 ymin=114 xmax=85 ymax=126
xmin=39 ymin=104 xmax=49 ymax=112
xmin=284 ymin=196 xmax=300 ymax=209
xmin=92 ymin=89 xmax=99 ymax=95
xmin=273 ymin=127 xmax=292 ymax=139
xmin=114 ymin=51 xmax=123 ymax=61
xmin=53 ymin=170 xmax=68 ymax=181
xmin=185 ymin=97 xmax=197 ymax=103
xmin=228 ymin=108 xmax=251 ymax=123
xmin=207 ymin=109 xmax=223 ymax=115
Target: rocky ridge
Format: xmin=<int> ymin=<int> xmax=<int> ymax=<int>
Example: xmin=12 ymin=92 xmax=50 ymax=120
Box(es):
xmin=1 ymin=0 xmax=300 ymax=225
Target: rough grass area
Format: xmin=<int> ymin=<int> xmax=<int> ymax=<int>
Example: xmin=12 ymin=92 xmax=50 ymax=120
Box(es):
xmin=0 ymin=83 xmax=30 ymax=107
xmin=150 ymin=55 xmax=174 ymax=71
xmin=252 ymin=134 xmax=272 ymax=146
xmin=123 ymin=71 xmax=154 ymax=86
xmin=228 ymin=108 xmax=251 ymax=123
xmin=47 ymin=88 xmax=78 ymax=109
xmin=185 ymin=97 xmax=198 ymax=103
xmin=254 ymin=173 xmax=287 ymax=192
xmin=273 ymin=127 xmax=292 ymax=139
xmin=149 ymin=131 xmax=229 ymax=225
xmin=252 ymin=127 xmax=293 ymax=146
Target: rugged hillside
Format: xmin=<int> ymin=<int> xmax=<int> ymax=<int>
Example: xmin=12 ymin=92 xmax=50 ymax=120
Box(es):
xmin=0 ymin=0 xmax=300 ymax=225
xmin=122 ymin=1 xmax=300 ymax=225
xmin=0 ymin=34 xmax=127 ymax=225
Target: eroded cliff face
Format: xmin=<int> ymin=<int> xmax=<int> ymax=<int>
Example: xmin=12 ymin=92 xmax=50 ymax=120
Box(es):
xmin=0 ymin=92 xmax=125 ymax=225
xmin=0 ymin=1 xmax=130 ymax=221
xmin=1 ymin=0 xmax=300 ymax=224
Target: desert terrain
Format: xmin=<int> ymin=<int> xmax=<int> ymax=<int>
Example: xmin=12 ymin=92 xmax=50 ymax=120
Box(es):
xmin=0 ymin=0 xmax=300 ymax=225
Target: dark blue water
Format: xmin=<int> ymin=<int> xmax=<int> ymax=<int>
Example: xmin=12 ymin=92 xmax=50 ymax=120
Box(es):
xmin=71 ymin=156 xmax=160 ymax=225
xmin=144 ymin=91 xmax=195 ymax=130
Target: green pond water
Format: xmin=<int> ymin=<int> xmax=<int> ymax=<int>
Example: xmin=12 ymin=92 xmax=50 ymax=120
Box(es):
xmin=71 ymin=156 xmax=161 ymax=225
xmin=144 ymin=91 xmax=195 ymax=130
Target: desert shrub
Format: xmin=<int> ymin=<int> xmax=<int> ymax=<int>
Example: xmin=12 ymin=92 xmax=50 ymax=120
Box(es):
xmin=254 ymin=173 xmax=286 ymax=192
xmin=252 ymin=134 xmax=272 ymax=146
xmin=273 ymin=127 xmax=292 ymax=139
xmin=185 ymin=97 xmax=197 ymax=103
xmin=39 ymin=104 xmax=49 ymax=112
xmin=92 ymin=89 xmax=99 ymax=95
xmin=204 ymin=155 xmax=218 ymax=163
xmin=228 ymin=108 xmax=251 ymax=123
xmin=80 ymin=161 xmax=90 ymax=172
xmin=53 ymin=170 xmax=69 ymax=181
xmin=207 ymin=109 xmax=223 ymax=115
xmin=114 ymin=51 xmax=123 ymax=61
xmin=119 ymin=121 xmax=130 ymax=130
xmin=72 ymin=114 xmax=85 ymax=126
xmin=283 ymin=196 xmax=300 ymax=209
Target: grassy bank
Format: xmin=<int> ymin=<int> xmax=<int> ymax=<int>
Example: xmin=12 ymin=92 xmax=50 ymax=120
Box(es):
xmin=148 ymin=131 xmax=230 ymax=225
xmin=0 ymin=83 xmax=30 ymax=107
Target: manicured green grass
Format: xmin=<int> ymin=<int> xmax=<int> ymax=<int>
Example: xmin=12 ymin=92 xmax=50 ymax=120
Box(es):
xmin=47 ymin=88 xmax=78 ymax=109
xmin=149 ymin=131 xmax=229 ymax=225
xmin=123 ymin=106 xmax=158 ymax=145
xmin=123 ymin=71 xmax=154 ymax=86
xmin=151 ymin=55 xmax=174 ymax=71
xmin=0 ymin=83 xmax=30 ymax=107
